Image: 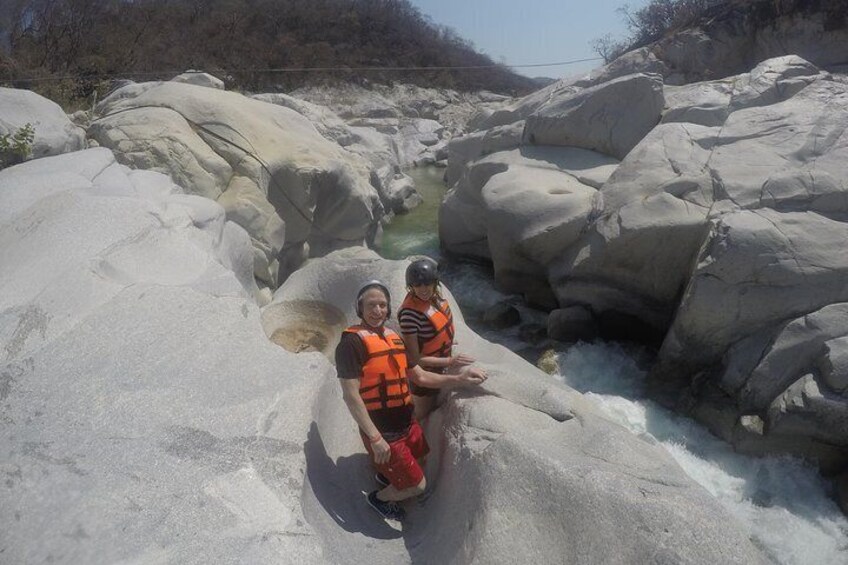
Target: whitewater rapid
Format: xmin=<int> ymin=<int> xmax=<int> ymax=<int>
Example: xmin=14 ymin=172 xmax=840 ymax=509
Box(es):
xmin=441 ymin=262 xmax=848 ymax=565
xmin=557 ymin=342 xmax=848 ymax=565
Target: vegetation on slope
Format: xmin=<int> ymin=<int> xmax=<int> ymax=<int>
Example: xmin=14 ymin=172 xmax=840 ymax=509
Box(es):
xmin=592 ymin=0 xmax=848 ymax=63
xmin=0 ymin=0 xmax=538 ymax=107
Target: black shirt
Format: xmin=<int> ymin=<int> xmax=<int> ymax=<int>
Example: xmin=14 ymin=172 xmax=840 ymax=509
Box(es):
xmin=335 ymin=330 xmax=415 ymax=441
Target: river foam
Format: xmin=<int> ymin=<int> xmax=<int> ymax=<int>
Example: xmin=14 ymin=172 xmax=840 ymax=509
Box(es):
xmin=557 ymin=342 xmax=848 ymax=565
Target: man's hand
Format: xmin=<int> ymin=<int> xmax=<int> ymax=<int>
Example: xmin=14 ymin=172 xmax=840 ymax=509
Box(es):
xmin=371 ymin=437 xmax=391 ymax=465
xmin=457 ymin=366 xmax=487 ymax=385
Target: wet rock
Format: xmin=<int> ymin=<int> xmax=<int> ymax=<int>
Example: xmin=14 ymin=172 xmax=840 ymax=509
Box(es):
xmin=547 ymin=306 xmax=597 ymax=342
xmin=518 ymin=323 xmax=548 ymax=345
xmin=483 ymin=301 xmax=521 ymax=329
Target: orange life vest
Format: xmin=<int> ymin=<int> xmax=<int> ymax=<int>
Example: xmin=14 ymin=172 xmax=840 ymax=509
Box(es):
xmin=400 ymin=293 xmax=455 ymax=358
xmin=343 ymin=325 xmax=412 ymax=411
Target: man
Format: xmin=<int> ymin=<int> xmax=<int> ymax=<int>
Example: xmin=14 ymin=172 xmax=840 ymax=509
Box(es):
xmin=335 ymin=280 xmax=487 ymax=522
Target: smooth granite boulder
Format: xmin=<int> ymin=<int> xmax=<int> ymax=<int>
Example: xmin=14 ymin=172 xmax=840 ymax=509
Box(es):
xmin=253 ymin=92 xmax=421 ymax=216
xmin=605 ymin=64 xmax=848 ymax=459
xmin=663 ymin=55 xmax=823 ymax=127
xmin=89 ymin=81 xmax=381 ymax=287
xmin=523 ymin=73 xmax=665 ymax=160
xmin=441 ymin=146 xmax=618 ymax=305
xmin=252 ymin=92 xmax=355 ymax=146
xmin=0 ymin=87 xmax=86 ymax=160
xmin=445 ymin=121 xmax=524 ymax=187
xmin=471 ymin=80 xmax=582 ymax=131
xmin=0 ymin=148 xmax=326 ymax=563
xmin=548 ymin=121 xmax=716 ymax=329
xmin=444 ymin=55 xmax=848 ymax=462
xmin=170 ymin=71 xmax=226 ymax=89
xmin=470 ymin=49 xmax=666 ymax=133
xmin=661 ymin=209 xmax=848 ymax=374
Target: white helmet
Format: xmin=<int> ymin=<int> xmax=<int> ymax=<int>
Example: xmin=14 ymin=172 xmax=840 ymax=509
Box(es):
xmin=355 ymin=280 xmax=392 ymax=318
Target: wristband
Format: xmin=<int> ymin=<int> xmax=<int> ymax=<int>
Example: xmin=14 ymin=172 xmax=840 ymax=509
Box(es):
xmin=368 ymin=433 xmax=383 ymax=444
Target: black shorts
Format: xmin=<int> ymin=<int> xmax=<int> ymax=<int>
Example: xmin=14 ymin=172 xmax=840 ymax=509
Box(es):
xmin=410 ymin=382 xmax=439 ymax=397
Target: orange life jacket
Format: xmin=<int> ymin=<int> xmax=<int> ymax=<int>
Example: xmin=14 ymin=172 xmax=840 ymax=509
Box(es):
xmin=343 ymin=325 xmax=412 ymax=411
xmin=400 ymin=293 xmax=455 ymax=358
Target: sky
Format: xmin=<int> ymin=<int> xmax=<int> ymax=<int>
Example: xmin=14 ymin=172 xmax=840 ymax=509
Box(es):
xmin=408 ymin=0 xmax=648 ymax=80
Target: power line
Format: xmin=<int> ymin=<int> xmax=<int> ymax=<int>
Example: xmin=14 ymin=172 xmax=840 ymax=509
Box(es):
xmin=1 ymin=57 xmax=603 ymax=84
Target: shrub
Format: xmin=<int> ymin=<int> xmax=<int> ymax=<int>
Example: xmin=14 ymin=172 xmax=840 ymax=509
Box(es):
xmin=0 ymin=123 xmax=35 ymax=169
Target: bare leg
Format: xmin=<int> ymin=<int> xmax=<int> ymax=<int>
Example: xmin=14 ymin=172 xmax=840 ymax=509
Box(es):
xmin=378 ymin=477 xmax=426 ymax=502
xmin=412 ymin=394 xmax=436 ymax=422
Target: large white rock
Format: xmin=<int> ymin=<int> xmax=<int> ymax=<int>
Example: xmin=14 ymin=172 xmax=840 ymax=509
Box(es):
xmin=440 ymin=146 xmax=619 ymax=298
xmin=0 ymin=149 xmax=328 ymax=563
xmin=445 ymin=121 xmax=524 ymax=187
xmin=0 ymin=87 xmax=86 ymax=160
xmin=171 ymin=71 xmax=226 ymax=89
xmin=663 ymin=55 xmax=823 ymax=130
xmin=545 ymin=121 xmax=716 ymax=329
xmin=89 ymin=81 xmax=381 ymax=286
xmin=470 ymin=53 xmax=666 ymax=133
xmin=444 ymin=55 xmax=848 ymax=461
xmin=657 ymin=207 xmax=848 ymax=380
xmin=523 ymin=73 xmax=665 ymax=160
xmin=253 ymin=91 xmax=426 ymax=215
xmin=473 ymin=81 xmax=582 ymax=131
xmin=252 ymin=92 xmax=359 ymax=148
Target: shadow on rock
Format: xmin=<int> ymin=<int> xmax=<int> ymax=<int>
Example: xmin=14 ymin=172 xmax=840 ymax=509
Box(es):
xmin=304 ymin=422 xmax=402 ymax=540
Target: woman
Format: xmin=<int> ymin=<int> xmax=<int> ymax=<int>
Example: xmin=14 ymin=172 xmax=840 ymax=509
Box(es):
xmin=398 ymin=257 xmax=484 ymax=420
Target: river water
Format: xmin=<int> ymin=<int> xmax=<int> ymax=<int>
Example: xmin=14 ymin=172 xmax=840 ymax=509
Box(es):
xmin=379 ymin=166 xmax=848 ymax=564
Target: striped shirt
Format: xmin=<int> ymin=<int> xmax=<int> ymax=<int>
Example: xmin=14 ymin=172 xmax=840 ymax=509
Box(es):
xmin=398 ymin=298 xmax=448 ymax=341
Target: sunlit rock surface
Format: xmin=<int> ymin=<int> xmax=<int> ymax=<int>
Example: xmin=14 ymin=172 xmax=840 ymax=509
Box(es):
xmin=89 ymin=80 xmax=381 ymax=287
xmin=441 ymin=146 xmax=618 ymax=307
xmin=0 ymin=148 xmax=326 ymax=563
xmin=0 ymin=87 xmax=86 ymax=160
xmin=653 ymin=3 xmax=848 ymax=84
xmin=252 ymin=91 xmax=422 ymax=216
xmin=443 ymin=55 xmax=848 ymax=463
xmin=523 ymin=73 xmax=665 ymax=160
xmin=170 ymin=70 xmax=226 ymax=89
xmin=290 ymin=83 xmax=506 ymax=167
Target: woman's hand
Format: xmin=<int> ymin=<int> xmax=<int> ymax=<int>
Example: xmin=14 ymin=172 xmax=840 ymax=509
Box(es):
xmin=449 ymin=353 xmax=475 ymax=369
xmin=457 ymin=366 xmax=487 ymax=386
xmin=371 ymin=437 xmax=391 ymax=464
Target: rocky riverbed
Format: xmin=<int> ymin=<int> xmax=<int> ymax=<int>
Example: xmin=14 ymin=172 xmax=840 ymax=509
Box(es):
xmin=3 ymin=15 xmax=848 ymax=559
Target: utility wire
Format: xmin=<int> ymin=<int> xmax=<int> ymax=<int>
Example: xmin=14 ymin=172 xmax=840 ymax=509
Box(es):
xmin=2 ymin=57 xmax=604 ymax=84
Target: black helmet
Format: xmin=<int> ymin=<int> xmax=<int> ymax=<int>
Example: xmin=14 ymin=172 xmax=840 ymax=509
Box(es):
xmin=356 ymin=279 xmax=392 ymax=318
xmin=406 ymin=258 xmax=439 ymax=287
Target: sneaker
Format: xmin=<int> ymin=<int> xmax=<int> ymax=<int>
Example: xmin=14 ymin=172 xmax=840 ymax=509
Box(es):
xmin=375 ymin=472 xmax=390 ymax=489
xmin=366 ymin=490 xmax=405 ymax=522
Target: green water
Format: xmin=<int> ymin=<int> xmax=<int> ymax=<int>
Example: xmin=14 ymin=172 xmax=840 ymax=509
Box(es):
xmin=379 ymin=166 xmax=448 ymax=260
